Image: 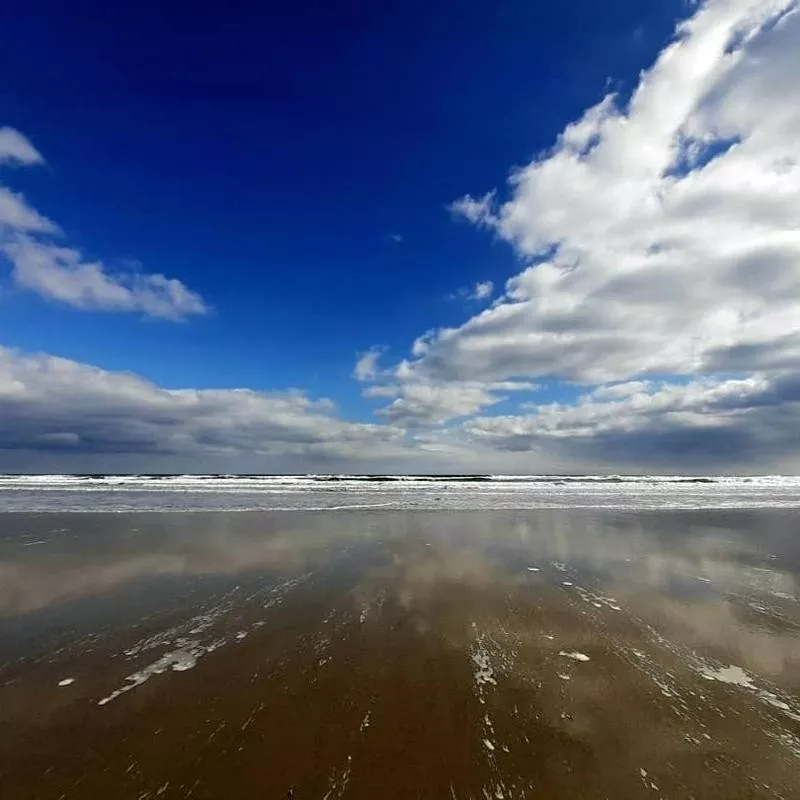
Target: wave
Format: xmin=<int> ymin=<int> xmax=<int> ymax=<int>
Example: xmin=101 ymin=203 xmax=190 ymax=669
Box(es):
xmin=1 ymin=472 xmax=799 ymax=511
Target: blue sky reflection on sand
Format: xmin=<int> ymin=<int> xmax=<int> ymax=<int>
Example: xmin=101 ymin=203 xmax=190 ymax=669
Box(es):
xmin=1 ymin=508 xmax=799 ymax=798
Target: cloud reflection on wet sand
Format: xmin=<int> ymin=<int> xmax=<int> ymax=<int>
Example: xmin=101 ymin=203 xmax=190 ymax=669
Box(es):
xmin=0 ymin=510 xmax=798 ymax=798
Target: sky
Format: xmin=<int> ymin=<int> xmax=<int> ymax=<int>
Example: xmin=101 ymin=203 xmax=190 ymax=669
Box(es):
xmin=1 ymin=0 xmax=799 ymax=474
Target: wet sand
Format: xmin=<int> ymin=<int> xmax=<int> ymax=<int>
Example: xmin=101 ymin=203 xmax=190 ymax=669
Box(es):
xmin=1 ymin=510 xmax=799 ymax=799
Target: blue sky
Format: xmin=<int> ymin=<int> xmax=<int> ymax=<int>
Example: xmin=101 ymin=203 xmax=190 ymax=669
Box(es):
xmin=1 ymin=0 xmax=800 ymax=473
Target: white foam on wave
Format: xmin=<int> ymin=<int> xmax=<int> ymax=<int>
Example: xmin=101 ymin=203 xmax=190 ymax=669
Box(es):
xmin=4 ymin=473 xmax=800 ymax=512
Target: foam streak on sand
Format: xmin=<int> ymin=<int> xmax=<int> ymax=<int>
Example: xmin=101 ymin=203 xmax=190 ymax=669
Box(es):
xmin=98 ymin=641 xmax=223 ymax=706
xmin=699 ymin=664 xmax=755 ymax=688
xmin=559 ymin=651 xmax=590 ymax=662
xmin=699 ymin=663 xmax=800 ymax=724
xmin=471 ymin=645 xmax=497 ymax=688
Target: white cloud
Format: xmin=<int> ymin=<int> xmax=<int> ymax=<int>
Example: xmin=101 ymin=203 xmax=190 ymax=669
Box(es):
xmin=365 ymin=379 xmax=535 ymax=425
xmin=0 ymin=188 xmax=58 ymax=233
xmin=5 ymin=238 xmax=208 ymax=320
xmin=0 ymin=127 xmax=44 ymax=166
xmin=354 ymin=346 xmax=384 ymax=381
xmin=471 ymin=280 xmax=494 ymax=300
xmin=0 ymin=127 xmax=207 ymax=320
xmin=411 ymin=0 xmax=800 ymax=385
xmin=591 ymin=380 xmax=653 ymax=400
xmin=449 ymin=191 xmax=497 ymax=228
xmin=448 ymin=279 xmax=495 ymax=303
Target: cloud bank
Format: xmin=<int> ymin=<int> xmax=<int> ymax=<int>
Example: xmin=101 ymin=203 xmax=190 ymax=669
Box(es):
xmin=464 ymin=373 xmax=800 ymax=471
xmin=0 ymin=346 xmax=407 ymax=468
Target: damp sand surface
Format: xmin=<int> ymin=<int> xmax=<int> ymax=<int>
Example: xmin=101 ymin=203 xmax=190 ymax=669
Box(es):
xmin=1 ymin=509 xmax=799 ymax=799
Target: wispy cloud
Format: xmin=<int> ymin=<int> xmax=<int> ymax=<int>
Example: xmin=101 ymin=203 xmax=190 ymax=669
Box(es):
xmin=449 ymin=280 xmax=494 ymax=303
xmin=469 ymin=280 xmax=493 ymax=300
xmin=0 ymin=127 xmax=44 ymax=166
xmin=0 ymin=189 xmax=58 ymax=234
xmin=5 ymin=238 xmax=208 ymax=320
xmin=0 ymin=128 xmax=208 ymax=320
xmin=354 ymin=346 xmax=385 ymax=381
xmin=449 ymin=191 xmax=497 ymax=228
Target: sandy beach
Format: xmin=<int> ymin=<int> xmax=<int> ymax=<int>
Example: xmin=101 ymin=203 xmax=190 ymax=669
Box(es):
xmin=1 ymin=508 xmax=799 ymax=799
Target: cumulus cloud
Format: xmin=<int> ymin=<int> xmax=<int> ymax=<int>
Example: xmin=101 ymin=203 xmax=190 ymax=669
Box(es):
xmin=0 ymin=346 xmax=406 ymax=464
xmin=414 ymin=0 xmax=800 ymax=385
xmin=0 ymin=127 xmax=207 ymax=319
xmin=342 ymin=0 xmax=800 ymax=471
